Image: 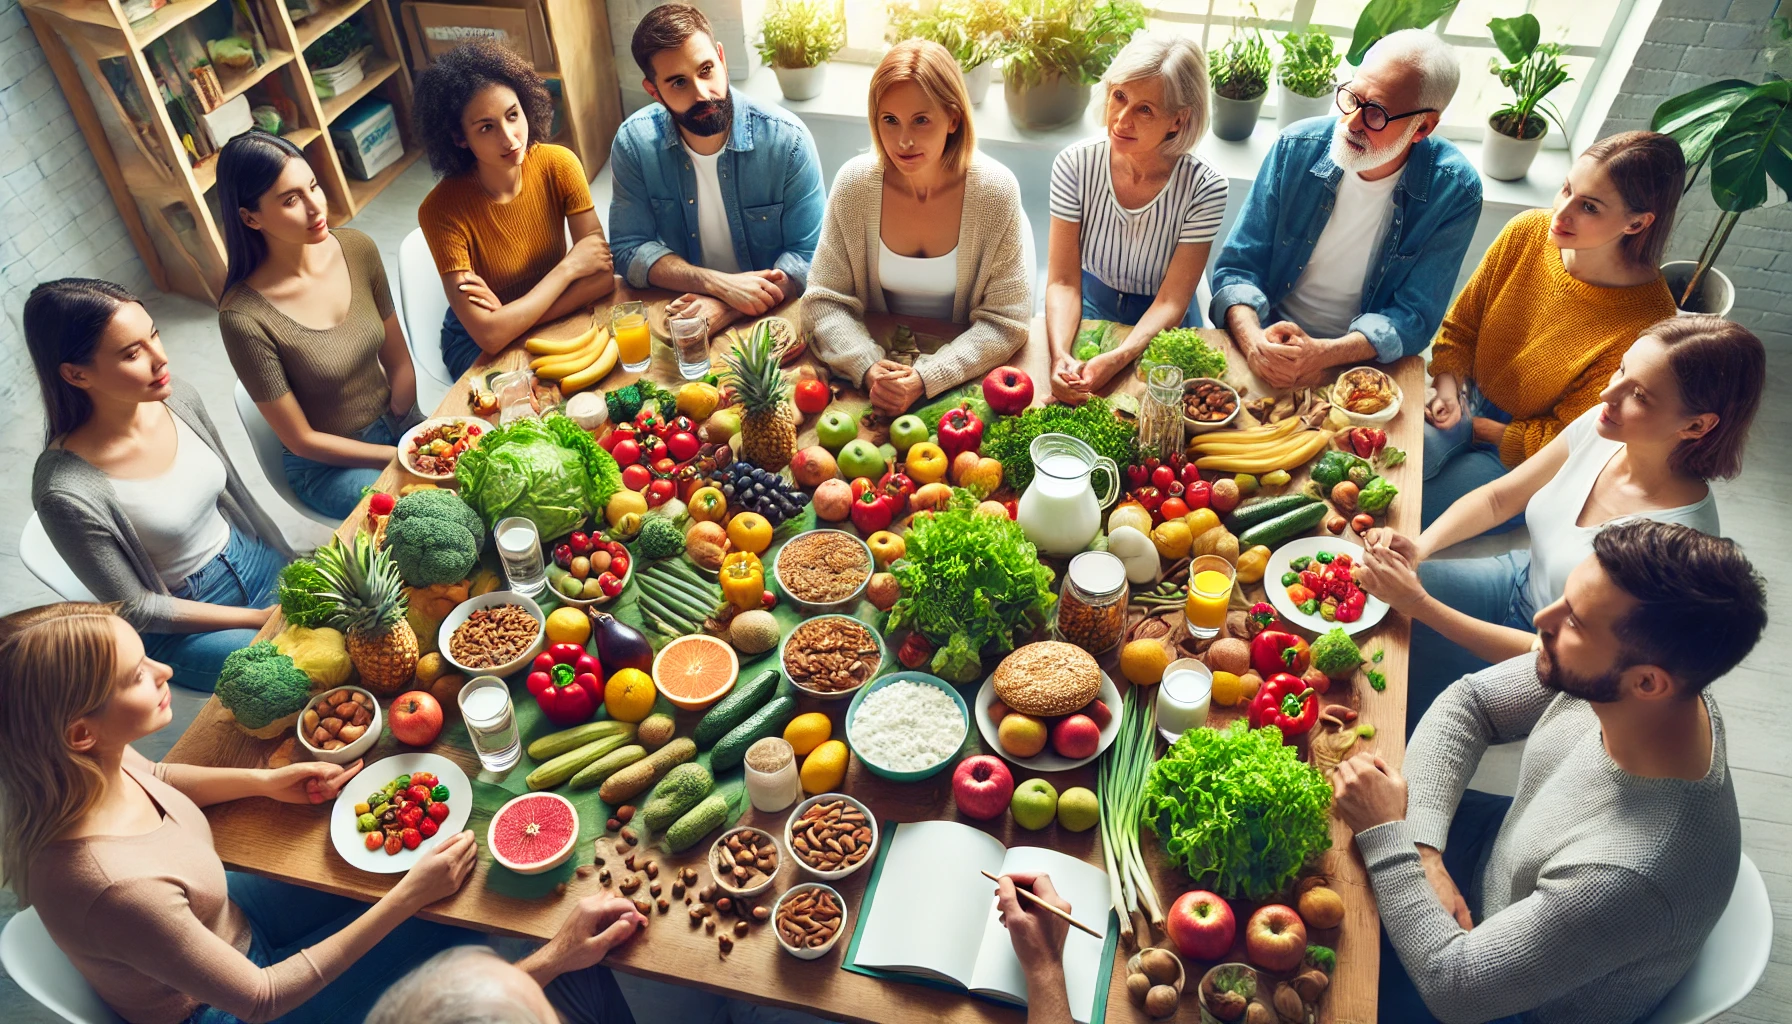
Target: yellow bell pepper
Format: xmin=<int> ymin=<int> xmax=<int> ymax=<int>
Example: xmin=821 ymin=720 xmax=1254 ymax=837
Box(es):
xmin=720 ymin=551 xmax=765 ymax=611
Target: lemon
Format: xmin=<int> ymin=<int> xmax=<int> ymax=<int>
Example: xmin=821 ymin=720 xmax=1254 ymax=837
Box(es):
xmin=1211 ymin=670 xmax=1245 ymax=707
xmin=800 ymin=740 xmax=849 ymax=794
xmin=1185 ymin=508 xmax=1221 ymax=535
xmin=604 ymin=668 xmax=657 ymax=723
xmin=545 ymin=606 xmax=590 ymax=646
xmin=1150 ymin=520 xmax=1192 ymax=559
xmin=606 ymin=489 xmax=647 ymax=527
xmin=676 ymin=381 xmax=721 ymax=421
xmin=783 ymin=712 xmax=832 ymax=756
xmin=1120 ymin=639 xmax=1171 ymax=687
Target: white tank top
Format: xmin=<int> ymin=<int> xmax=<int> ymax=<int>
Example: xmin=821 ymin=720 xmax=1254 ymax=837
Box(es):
xmin=109 ymin=414 xmax=232 ymax=587
xmin=878 ymin=241 xmax=958 ymax=320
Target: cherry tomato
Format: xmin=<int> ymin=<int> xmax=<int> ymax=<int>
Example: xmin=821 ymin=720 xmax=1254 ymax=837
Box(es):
xmin=411 ymin=772 xmax=438 ymax=789
xmin=1159 ymin=497 xmax=1189 ymax=521
xmin=598 ymin=572 xmax=625 ymax=597
xmin=406 ymin=784 xmax=431 ymax=804
xmin=384 ymin=833 xmax=404 ymax=855
xmin=610 ymin=554 xmax=630 ymax=577
xmin=1184 ymin=480 xmax=1212 ymax=509
xmin=365 ymin=831 xmax=384 ymax=851
xmin=402 ymin=828 xmax=422 ymax=850
xmin=428 ymin=800 xmax=451 ymax=821
xmin=419 ymin=817 xmax=440 ymax=839
xmin=761 ymin=591 xmax=778 ymax=609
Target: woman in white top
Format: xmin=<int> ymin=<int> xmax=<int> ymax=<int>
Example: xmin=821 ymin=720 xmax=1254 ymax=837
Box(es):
xmin=1357 ymin=315 xmax=1765 ymax=731
xmin=28 ymin=279 xmax=292 ymax=692
xmin=1046 ymin=33 xmax=1229 ymax=405
xmin=804 ymin=40 xmax=1031 ymax=416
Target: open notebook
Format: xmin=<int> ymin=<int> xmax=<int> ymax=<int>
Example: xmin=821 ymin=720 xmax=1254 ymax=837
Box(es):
xmin=844 ymin=820 xmax=1117 ymax=1024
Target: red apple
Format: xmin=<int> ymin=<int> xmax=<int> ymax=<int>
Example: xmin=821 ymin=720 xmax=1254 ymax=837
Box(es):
xmin=1244 ymin=904 xmax=1307 ymax=973
xmin=1082 ymin=698 xmax=1112 ymax=730
xmin=389 ymin=691 xmax=444 ymax=747
xmin=1050 ymin=714 xmax=1101 ymax=760
xmin=981 ymin=365 xmax=1035 ymax=416
xmin=952 ymin=755 xmax=1014 ymax=821
xmin=1167 ymin=890 xmax=1236 ymax=962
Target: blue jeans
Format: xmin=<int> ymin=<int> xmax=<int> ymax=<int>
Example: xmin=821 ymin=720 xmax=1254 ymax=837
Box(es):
xmin=141 ymin=528 xmax=286 ymax=693
xmin=441 ymin=306 xmax=482 ymax=382
xmin=1407 ymin=550 xmax=1534 ymax=734
xmin=1379 ymin=790 xmax=1521 ymax=1024
xmin=1422 ymin=384 xmax=1520 ymax=530
xmin=283 ymin=414 xmax=403 ymax=521
xmin=1081 ymin=270 xmax=1202 ymax=328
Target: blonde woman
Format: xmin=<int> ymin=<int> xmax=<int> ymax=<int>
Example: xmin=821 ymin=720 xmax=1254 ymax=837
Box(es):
xmin=0 ymin=603 xmax=485 ymax=1024
xmin=1046 ymin=33 xmax=1227 ymax=405
xmin=804 ymin=39 xmax=1031 ymax=416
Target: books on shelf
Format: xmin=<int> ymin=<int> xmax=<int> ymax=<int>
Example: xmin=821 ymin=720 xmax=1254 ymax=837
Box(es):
xmin=312 ymin=47 xmax=370 ymax=99
xmin=331 ymin=97 xmax=402 ymax=180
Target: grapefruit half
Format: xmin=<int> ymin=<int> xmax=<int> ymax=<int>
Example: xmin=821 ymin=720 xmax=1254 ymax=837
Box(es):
xmin=488 ymin=792 xmax=579 ymax=874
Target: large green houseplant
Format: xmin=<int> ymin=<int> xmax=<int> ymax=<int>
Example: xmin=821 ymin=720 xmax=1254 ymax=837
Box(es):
xmin=887 ymin=0 xmax=1015 ymax=105
xmin=1276 ymin=27 xmax=1342 ymax=130
xmin=1480 ymin=14 xmax=1572 ymax=180
xmin=758 ymin=0 xmax=845 ymax=101
xmin=999 ymin=0 xmax=1145 ymax=130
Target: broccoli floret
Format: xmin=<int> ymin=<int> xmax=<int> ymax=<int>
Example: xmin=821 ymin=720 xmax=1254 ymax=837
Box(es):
xmin=216 ymin=642 xmax=312 ymax=730
xmin=384 ymin=489 xmax=484 ymax=586
xmin=636 ymin=516 xmax=685 ymax=559
xmin=389 ymin=488 xmax=485 ymax=552
xmin=605 ymin=383 xmax=647 ymax=423
xmin=1310 ymin=626 xmax=1364 ymax=679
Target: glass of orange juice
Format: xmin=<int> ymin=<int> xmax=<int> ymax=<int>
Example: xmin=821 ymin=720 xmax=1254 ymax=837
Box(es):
xmin=611 ymin=300 xmax=651 ymax=373
xmin=1184 ymin=554 xmax=1235 ymax=639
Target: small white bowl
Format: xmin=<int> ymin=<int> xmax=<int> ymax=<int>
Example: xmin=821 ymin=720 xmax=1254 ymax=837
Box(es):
xmin=785 ymin=792 xmax=878 ymax=881
xmin=398 ymin=416 xmax=487 ymax=481
xmin=438 ymin=590 xmax=547 ymax=678
xmin=773 ymin=882 xmax=849 ymax=960
xmin=1331 ymin=366 xmax=1403 ymax=426
xmin=709 ymin=825 xmax=780 ymax=899
xmin=779 ymin=614 xmax=886 ymax=702
xmin=1184 ymin=377 xmax=1242 ymax=434
xmin=296 ymin=685 xmax=382 ymax=765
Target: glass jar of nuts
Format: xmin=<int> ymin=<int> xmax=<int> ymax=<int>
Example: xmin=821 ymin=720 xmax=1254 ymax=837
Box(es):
xmin=1055 ymin=551 xmax=1130 ymax=656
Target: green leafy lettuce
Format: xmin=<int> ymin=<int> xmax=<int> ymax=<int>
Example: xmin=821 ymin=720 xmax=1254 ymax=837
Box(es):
xmin=277 ymin=559 xmax=337 ymax=628
xmin=453 ymin=414 xmax=622 ymax=541
xmin=1139 ymin=327 xmax=1228 ymax=382
xmin=1142 ymin=720 xmax=1332 ymax=898
xmin=981 ymin=395 xmax=1139 ymax=494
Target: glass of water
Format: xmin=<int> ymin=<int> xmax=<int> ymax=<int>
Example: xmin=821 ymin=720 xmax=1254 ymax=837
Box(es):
xmin=458 ymin=675 xmax=521 ymax=772
xmin=495 ymin=516 xmax=545 ymax=597
xmin=670 ymin=312 xmax=711 ymax=380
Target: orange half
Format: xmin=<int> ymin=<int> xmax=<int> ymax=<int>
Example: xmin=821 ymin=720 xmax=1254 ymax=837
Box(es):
xmin=652 ymin=635 xmax=740 ymax=711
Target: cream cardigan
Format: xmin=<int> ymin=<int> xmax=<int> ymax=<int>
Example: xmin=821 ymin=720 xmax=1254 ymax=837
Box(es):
xmin=802 ymin=153 xmax=1032 ymax=397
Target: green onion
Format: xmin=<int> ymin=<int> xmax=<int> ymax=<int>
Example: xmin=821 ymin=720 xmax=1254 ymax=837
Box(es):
xmin=1097 ymin=687 xmax=1164 ymax=947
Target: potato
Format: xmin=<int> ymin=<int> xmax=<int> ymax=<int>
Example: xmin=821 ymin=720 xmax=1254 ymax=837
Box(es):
xmin=1206 ymin=638 xmax=1251 ymax=676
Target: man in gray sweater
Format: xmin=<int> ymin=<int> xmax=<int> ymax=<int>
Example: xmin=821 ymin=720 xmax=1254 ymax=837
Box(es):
xmin=1333 ymin=520 xmax=1768 ymax=1024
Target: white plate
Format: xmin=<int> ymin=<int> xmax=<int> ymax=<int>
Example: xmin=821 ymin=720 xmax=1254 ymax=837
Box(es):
xmin=398 ymin=417 xmax=487 ymax=481
xmin=1265 ymin=535 xmax=1389 ymax=637
xmin=331 ymin=753 xmax=473 ymax=873
xmin=973 ymin=667 xmax=1122 ymax=771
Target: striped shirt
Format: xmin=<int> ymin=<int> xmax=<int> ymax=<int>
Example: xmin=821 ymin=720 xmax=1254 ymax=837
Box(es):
xmin=1049 ymin=137 xmax=1228 ymax=296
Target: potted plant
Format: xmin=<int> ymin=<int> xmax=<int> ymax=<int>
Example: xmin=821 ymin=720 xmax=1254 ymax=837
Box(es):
xmin=1481 ymin=14 xmax=1571 ymax=180
xmin=887 ymin=0 xmax=1015 ymax=106
xmin=757 ymin=0 xmax=845 ymax=101
xmin=1209 ymin=20 xmax=1273 ymax=141
xmin=1000 ymin=0 xmax=1145 ymax=130
xmin=1275 ymin=26 xmax=1340 ymax=130
xmin=1345 ymin=0 xmax=1457 ymax=65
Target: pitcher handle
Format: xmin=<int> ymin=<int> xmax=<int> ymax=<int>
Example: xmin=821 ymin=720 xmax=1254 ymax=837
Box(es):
xmin=1093 ymin=456 xmax=1121 ymax=509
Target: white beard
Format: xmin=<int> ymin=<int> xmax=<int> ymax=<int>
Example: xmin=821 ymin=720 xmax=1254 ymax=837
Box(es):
xmin=1328 ymin=116 xmax=1420 ymax=174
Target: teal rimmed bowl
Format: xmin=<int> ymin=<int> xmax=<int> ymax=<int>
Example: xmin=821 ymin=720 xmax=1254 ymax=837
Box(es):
xmin=844 ymin=671 xmax=970 ymax=782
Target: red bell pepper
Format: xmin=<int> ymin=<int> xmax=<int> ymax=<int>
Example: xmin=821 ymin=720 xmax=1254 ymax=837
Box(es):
xmin=879 ymin=466 xmax=915 ymax=515
xmin=1250 ymin=630 xmax=1310 ymax=678
xmin=1248 ymin=672 xmax=1319 ymax=741
xmin=850 ymin=489 xmax=896 ymax=534
xmin=938 ymin=404 xmax=984 ymax=461
xmin=1245 ymin=601 xmax=1280 ymax=637
xmin=526 ymin=643 xmax=599 ymax=726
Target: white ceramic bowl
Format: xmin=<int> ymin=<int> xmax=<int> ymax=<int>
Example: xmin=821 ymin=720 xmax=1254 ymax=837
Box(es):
xmin=296 ymin=685 xmax=382 ymax=765
xmin=784 ymin=792 xmax=879 ymax=881
xmin=773 ymin=882 xmax=849 ymax=960
xmin=1184 ymin=377 xmax=1242 ymax=434
xmin=1330 ymin=366 xmax=1403 ymax=426
xmin=438 ymin=590 xmax=547 ymax=678
xmin=779 ymin=614 xmax=886 ymax=702
xmin=487 ymin=791 xmax=580 ymax=875
xmin=772 ymin=529 xmax=873 ymax=614
xmin=709 ymin=825 xmax=781 ymax=899
xmin=398 ymin=416 xmax=487 ymax=481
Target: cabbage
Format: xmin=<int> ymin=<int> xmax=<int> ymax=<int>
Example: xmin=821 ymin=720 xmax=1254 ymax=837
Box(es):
xmin=453 ymin=414 xmax=622 ymax=541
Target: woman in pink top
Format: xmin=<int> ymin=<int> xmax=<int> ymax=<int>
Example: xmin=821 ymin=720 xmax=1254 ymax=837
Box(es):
xmin=0 ymin=603 xmax=485 ymax=1024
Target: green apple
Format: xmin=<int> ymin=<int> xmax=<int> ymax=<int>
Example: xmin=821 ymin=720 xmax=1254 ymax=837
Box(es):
xmin=1056 ymin=786 xmax=1099 ymax=832
xmin=838 ymin=438 xmax=886 ymax=482
xmin=1010 ymin=778 xmax=1058 ymax=831
xmin=889 ymin=414 xmax=929 ymax=457
xmin=815 ymin=408 xmax=858 ymax=452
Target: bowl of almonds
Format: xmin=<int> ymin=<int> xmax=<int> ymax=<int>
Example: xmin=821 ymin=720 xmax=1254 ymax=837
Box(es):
xmin=296 ymin=686 xmax=381 ymax=764
xmin=710 ymin=826 xmax=780 ymax=899
xmin=774 ymin=882 xmax=847 ymax=960
xmin=784 ymin=793 xmax=878 ymax=880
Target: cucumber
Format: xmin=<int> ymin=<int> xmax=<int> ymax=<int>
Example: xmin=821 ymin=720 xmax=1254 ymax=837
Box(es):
xmin=709 ymin=694 xmax=799 ymax=772
xmin=525 ymin=720 xmax=633 ymax=762
xmin=693 ymin=669 xmax=780 ymax=748
xmin=1226 ymin=493 xmax=1319 ymax=533
xmin=639 ymin=763 xmax=715 ymax=831
xmin=570 ymin=744 xmax=647 ymax=790
xmin=1238 ymin=501 xmax=1331 ymax=550
xmin=526 ymin=732 xmax=633 ymax=790
xmin=665 ymin=787 xmax=735 ymax=853
xmin=599 ymin=737 xmax=698 ymax=804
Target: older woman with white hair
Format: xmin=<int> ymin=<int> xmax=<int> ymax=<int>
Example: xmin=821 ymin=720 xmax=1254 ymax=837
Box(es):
xmin=1045 ymin=32 xmax=1228 ymax=405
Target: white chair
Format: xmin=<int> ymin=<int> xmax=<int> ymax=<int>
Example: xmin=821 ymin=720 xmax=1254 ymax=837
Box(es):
xmin=232 ymin=382 xmax=342 ymax=529
xmin=20 ymin=512 xmax=98 ymax=603
xmin=1641 ymin=853 xmax=1774 ymax=1024
xmin=397 ymin=227 xmax=454 ymax=413
xmin=0 ymin=906 xmax=123 ymax=1024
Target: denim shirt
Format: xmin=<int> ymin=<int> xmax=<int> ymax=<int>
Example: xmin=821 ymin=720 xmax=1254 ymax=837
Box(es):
xmin=1208 ymin=117 xmax=1482 ymax=362
xmin=608 ymin=92 xmax=825 ymax=291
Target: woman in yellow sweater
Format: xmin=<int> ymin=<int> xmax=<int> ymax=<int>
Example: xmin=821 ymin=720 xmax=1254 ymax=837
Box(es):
xmin=1422 ymin=131 xmax=1683 ymax=526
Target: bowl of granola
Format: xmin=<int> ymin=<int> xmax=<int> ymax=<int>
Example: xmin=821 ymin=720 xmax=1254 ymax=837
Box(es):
xmin=771 ymin=529 xmax=872 ymax=615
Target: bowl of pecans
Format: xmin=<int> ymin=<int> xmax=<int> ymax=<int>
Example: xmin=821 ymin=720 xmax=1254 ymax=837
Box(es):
xmin=709 ymin=825 xmax=780 ymax=899
xmin=771 ymin=529 xmax=873 ymax=615
xmin=296 ymin=686 xmax=381 ymax=764
xmin=439 ymin=591 xmax=546 ymax=679
xmin=1184 ymin=378 xmax=1241 ymax=433
xmin=779 ymin=614 xmax=887 ymax=702
xmin=773 ymin=882 xmax=848 ymax=960
xmin=784 ymin=793 xmax=879 ymax=880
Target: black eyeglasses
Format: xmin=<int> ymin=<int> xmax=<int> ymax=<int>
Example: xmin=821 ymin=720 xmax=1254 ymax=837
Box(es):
xmin=1335 ymin=85 xmax=1436 ymax=131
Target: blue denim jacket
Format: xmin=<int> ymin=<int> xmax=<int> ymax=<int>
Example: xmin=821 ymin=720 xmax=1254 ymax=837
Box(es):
xmin=608 ymin=92 xmax=825 ymax=291
xmin=1208 ymin=117 xmax=1482 ymax=362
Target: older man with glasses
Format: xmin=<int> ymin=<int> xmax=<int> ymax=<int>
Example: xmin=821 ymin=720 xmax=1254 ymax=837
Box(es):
xmin=1210 ymin=29 xmax=1483 ymax=389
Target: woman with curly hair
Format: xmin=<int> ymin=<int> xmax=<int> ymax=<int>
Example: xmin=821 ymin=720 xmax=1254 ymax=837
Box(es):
xmin=413 ymin=41 xmax=615 ymax=378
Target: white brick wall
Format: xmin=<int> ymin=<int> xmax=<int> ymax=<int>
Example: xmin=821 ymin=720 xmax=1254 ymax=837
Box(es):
xmin=0 ymin=0 xmax=155 ymax=404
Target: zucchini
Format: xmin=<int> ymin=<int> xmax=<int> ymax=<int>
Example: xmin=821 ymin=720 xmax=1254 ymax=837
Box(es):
xmin=570 ymin=743 xmax=647 ymax=790
xmin=709 ymin=694 xmax=798 ymax=772
xmin=639 ymin=763 xmax=715 ymax=831
xmin=664 ymin=787 xmax=735 ymax=853
xmin=525 ymin=719 xmax=633 ymax=762
xmin=693 ymin=669 xmax=779 ymax=748
xmin=526 ymin=732 xmax=633 ymax=790
xmin=599 ymin=737 xmax=698 ymax=804
xmin=1238 ymin=501 xmax=1330 ymax=550
xmin=1226 ymin=493 xmax=1319 ymax=533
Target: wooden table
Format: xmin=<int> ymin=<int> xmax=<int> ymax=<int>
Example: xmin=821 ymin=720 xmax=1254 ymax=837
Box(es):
xmin=169 ymin=285 xmax=1422 ymax=1024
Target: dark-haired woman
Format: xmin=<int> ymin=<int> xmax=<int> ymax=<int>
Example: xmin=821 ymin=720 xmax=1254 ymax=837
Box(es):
xmin=1358 ymin=316 xmax=1765 ymax=731
xmin=414 ymin=40 xmax=615 ymax=379
xmin=216 ymin=131 xmax=418 ymax=520
xmin=27 ymin=280 xmax=293 ymax=692
xmin=1421 ymin=131 xmax=1685 ymax=526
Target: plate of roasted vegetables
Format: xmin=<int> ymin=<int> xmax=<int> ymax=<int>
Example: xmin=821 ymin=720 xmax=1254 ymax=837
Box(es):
xmin=331 ymin=753 xmax=471 ymax=872
xmin=1266 ymin=537 xmax=1389 ymax=636
xmin=400 ymin=417 xmax=486 ymax=480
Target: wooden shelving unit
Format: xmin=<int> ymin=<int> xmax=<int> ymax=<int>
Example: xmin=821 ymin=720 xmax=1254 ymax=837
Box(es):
xmin=22 ymin=0 xmax=421 ymax=304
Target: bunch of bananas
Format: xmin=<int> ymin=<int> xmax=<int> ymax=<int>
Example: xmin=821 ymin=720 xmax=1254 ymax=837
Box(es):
xmin=1188 ymin=416 xmax=1333 ymax=473
xmin=525 ymin=322 xmax=617 ymax=393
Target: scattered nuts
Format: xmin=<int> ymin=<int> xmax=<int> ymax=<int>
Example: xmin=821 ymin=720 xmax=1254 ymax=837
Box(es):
xmin=616 ymin=805 xmax=635 ymax=823
xmin=672 ymin=881 xmax=685 ymax=899
xmin=716 ymin=896 xmax=732 ymax=913
xmin=619 ymin=875 xmax=641 ymax=894
xmin=649 ymin=881 xmax=662 ymax=897
xmin=632 ymin=896 xmax=653 ymax=916
xmin=718 ymin=934 xmax=733 ymax=955
xmin=554 ymin=883 xmax=568 ymax=898
xmin=752 ymin=905 xmax=770 ymax=922
xmin=656 ymin=898 xmax=670 ymax=913
xmin=576 ymin=865 xmax=594 ymax=879
xmin=607 ymin=817 xmax=621 ymax=831
xmin=706 ymin=919 xmax=716 ymax=933
xmin=733 ymin=920 xmax=750 ymax=937
xmin=645 ymin=861 xmax=659 ymax=879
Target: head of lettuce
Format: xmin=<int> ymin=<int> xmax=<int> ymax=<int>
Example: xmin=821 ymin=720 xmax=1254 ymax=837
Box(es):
xmin=453 ymin=414 xmax=623 ymax=542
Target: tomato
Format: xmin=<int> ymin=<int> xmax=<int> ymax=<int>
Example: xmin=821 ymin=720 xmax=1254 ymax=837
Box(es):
xmin=402 ymin=828 xmax=423 ymax=850
xmin=365 ymin=831 xmax=384 ymax=851
xmin=793 ymin=378 xmax=830 ymax=415
xmin=610 ymin=554 xmax=630 ymax=578
xmin=1184 ymin=480 xmax=1212 ymax=510
xmin=400 ymin=805 xmax=425 ymax=829
xmin=1159 ymin=497 xmax=1189 ymax=521
xmin=428 ymin=800 xmax=451 ymax=821
xmin=406 ymin=785 xmax=431 ymax=804
xmin=384 ymin=833 xmax=404 ymax=855
xmin=1286 ymin=584 xmax=1315 ymax=605
xmin=410 ymin=772 xmax=438 ymax=789
xmin=419 ymin=817 xmax=440 ymax=839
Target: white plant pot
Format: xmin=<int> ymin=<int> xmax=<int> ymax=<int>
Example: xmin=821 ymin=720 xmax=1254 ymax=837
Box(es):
xmin=1660 ymin=261 xmax=1736 ymax=317
xmin=963 ymin=61 xmax=994 ymax=106
xmin=1481 ymin=115 xmax=1547 ymax=181
xmin=1210 ymin=90 xmax=1267 ymax=142
xmin=774 ymin=64 xmax=826 ymax=102
xmin=1275 ymin=79 xmax=1334 ymax=131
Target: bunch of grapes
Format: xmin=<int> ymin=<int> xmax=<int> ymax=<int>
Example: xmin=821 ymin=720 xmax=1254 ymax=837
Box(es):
xmin=712 ymin=462 xmax=810 ymax=527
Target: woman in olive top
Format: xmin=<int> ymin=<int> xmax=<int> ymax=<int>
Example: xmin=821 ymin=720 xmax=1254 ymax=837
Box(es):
xmin=217 ymin=132 xmax=418 ymax=521
xmin=414 ymin=40 xmax=616 ymax=379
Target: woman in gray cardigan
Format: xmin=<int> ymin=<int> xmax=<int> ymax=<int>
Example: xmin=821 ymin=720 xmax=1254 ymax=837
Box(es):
xmin=804 ymin=40 xmax=1032 ymax=416
xmin=27 ymin=279 xmax=294 ymax=692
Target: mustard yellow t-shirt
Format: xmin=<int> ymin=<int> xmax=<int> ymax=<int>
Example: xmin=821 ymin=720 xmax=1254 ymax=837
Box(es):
xmin=417 ymin=143 xmax=595 ymax=304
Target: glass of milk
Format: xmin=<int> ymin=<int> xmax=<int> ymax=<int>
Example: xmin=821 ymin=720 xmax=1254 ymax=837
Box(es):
xmin=1156 ymin=663 xmax=1213 ymax=744
xmin=495 ymin=516 xmax=545 ymax=597
xmin=458 ymin=675 xmax=521 ymax=773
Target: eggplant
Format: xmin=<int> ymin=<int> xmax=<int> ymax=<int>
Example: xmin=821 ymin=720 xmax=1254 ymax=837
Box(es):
xmin=587 ymin=609 xmax=654 ymax=674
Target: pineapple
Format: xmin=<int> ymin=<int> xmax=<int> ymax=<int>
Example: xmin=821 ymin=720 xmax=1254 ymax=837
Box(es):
xmin=314 ymin=534 xmax=418 ymax=694
xmin=722 ymin=320 xmax=796 ymax=470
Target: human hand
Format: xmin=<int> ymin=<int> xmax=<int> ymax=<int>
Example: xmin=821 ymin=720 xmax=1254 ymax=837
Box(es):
xmin=562 ymin=233 xmax=614 ymax=278
xmin=1079 ymin=350 xmax=1130 ymax=395
xmin=1355 ymin=531 xmax=1425 ymax=613
xmin=1471 ymin=416 xmax=1507 ymax=446
xmin=1420 ymin=846 xmax=1473 ymax=931
xmin=1051 ymin=353 xmax=1089 ymax=405
xmin=1426 ymin=373 xmax=1461 ymax=429
xmin=665 ymin=293 xmax=738 ymax=333
xmin=455 ymin=273 xmax=501 ymax=313
xmin=532 ymin=895 xmax=647 ymax=982
xmin=261 ymin=759 xmax=363 ymax=805
xmin=1331 ymin=753 xmax=1407 ymax=834
xmin=868 ymin=361 xmax=924 ymax=415
xmin=390 ymin=830 xmax=478 ymax=911
xmin=1257 ymin=323 xmax=1336 ymax=388
xmin=995 ymin=872 xmax=1069 ymax=977
xmin=709 ymin=271 xmax=785 ymax=316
